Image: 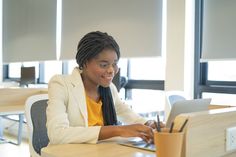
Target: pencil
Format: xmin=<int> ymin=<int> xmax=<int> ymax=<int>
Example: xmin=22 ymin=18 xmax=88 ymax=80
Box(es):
xmin=179 ymin=119 xmax=188 ymax=132
xmin=169 ymin=122 xmax=174 ymax=133
xmin=157 ymin=114 xmax=161 ymax=132
xmin=154 ymin=121 xmax=159 ymax=132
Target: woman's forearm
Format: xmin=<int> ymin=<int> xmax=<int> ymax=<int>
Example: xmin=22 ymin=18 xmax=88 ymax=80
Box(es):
xmin=98 ymin=124 xmax=153 ymax=142
xmin=98 ymin=125 xmax=121 ymax=140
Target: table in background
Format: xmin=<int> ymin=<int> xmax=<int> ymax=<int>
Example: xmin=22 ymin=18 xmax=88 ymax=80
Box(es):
xmin=0 ymin=87 xmax=47 ymax=145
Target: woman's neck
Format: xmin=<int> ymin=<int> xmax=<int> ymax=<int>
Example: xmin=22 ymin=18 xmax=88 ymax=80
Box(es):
xmin=82 ymin=76 xmax=100 ymax=102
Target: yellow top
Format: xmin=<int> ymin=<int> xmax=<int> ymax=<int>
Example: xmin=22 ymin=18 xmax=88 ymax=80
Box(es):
xmin=86 ymin=95 xmax=104 ymax=126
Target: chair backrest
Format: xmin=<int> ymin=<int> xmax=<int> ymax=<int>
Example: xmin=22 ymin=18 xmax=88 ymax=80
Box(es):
xmin=168 ymin=95 xmax=186 ymax=107
xmin=165 ymin=91 xmax=186 ymax=121
xmin=112 ymin=68 xmax=128 ymax=92
xmin=25 ymin=94 xmax=49 ymax=157
xmin=20 ymin=66 xmax=36 ymax=87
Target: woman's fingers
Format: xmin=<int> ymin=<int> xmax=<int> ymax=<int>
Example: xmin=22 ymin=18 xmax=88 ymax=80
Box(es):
xmin=138 ymin=132 xmax=153 ymax=143
xmin=119 ymin=124 xmax=154 ymax=142
xmin=145 ymin=120 xmax=166 ymax=130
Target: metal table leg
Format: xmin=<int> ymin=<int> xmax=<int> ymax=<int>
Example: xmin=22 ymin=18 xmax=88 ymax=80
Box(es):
xmin=0 ymin=114 xmax=24 ymax=145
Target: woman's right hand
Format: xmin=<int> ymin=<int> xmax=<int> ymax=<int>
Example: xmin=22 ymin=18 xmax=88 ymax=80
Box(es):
xmin=117 ymin=124 xmax=153 ymax=143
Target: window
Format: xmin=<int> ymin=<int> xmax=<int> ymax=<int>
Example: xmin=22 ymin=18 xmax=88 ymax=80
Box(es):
xmin=124 ymin=57 xmax=165 ymax=118
xmin=194 ymin=0 xmax=236 ymax=106
xmin=208 ymin=61 xmax=236 ymax=81
xmin=6 ymin=61 xmax=63 ymax=84
xmin=43 ymin=61 xmax=63 ymax=83
xmin=67 ymin=60 xmax=77 ymax=74
xmin=8 ymin=62 xmax=39 ymax=79
xmin=127 ymin=89 xmax=165 ymax=115
xmin=8 ymin=62 xmax=21 ymax=78
xmin=203 ymin=92 xmax=236 ymax=106
xmin=129 ymin=57 xmax=165 ymax=80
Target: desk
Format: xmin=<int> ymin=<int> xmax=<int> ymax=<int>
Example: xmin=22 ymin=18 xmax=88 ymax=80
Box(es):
xmin=42 ymin=107 xmax=236 ymax=157
xmin=0 ymin=88 xmax=47 ymax=145
xmin=41 ymin=139 xmax=236 ymax=157
xmin=174 ymin=107 xmax=236 ymax=157
xmin=0 ymin=105 xmax=25 ymax=144
xmin=42 ymin=142 xmax=155 ymax=157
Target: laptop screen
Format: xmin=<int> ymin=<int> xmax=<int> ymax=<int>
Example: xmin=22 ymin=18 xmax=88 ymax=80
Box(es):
xmin=165 ymin=98 xmax=211 ymax=127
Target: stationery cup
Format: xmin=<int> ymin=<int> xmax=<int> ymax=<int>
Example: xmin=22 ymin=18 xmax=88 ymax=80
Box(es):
xmin=154 ymin=129 xmax=184 ymax=157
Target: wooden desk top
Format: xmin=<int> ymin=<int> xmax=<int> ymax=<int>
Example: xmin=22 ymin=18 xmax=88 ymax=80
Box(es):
xmin=0 ymin=105 xmax=24 ymax=115
xmin=0 ymin=88 xmax=48 ymax=115
xmin=0 ymin=88 xmax=47 ymax=106
xmin=41 ymin=142 xmax=155 ymax=157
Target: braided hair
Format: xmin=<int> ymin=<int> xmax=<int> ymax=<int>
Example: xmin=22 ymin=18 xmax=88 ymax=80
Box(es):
xmin=76 ymin=31 xmax=120 ymax=125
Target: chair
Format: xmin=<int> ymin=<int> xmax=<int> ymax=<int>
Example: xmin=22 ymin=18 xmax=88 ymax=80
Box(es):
xmin=20 ymin=66 xmax=36 ymax=87
xmin=164 ymin=91 xmax=186 ymax=121
xmin=25 ymin=94 xmax=49 ymax=157
xmin=112 ymin=68 xmax=128 ymax=92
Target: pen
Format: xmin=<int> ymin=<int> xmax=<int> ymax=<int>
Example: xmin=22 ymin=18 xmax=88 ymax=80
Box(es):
xmin=169 ymin=122 xmax=174 ymax=133
xmin=179 ymin=119 xmax=188 ymax=132
xmin=154 ymin=121 xmax=159 ymax=132
xmin=156 ymin=114 xmax=161 ymax=132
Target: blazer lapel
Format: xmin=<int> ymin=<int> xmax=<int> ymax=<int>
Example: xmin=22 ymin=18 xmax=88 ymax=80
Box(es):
xmin=69 ymin=68 xmax=88 ymax=126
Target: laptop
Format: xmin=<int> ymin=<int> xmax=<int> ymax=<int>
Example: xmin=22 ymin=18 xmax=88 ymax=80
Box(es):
xmin=165 ymin=98 xmax=211 ymax=127
xmin=118 ymin=98 xmax=211 ymax=152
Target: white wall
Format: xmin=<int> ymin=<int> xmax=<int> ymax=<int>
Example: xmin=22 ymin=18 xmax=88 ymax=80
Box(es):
xmin=165 ymin=0 xmax=195 ymax=99
xmin=0 ymin=0 xmax=2 ymax=82
xmin=184 ymin=0 xmax=195 ymax=98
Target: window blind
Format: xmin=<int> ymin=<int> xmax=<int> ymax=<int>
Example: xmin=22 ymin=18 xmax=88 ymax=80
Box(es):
xmin=201 ymin=0 xmax=236 ymax=61
xmin=2 ymin=0 xmax=57 ymax=63
xmin=60 ymin=0 xmax=162 ymax=60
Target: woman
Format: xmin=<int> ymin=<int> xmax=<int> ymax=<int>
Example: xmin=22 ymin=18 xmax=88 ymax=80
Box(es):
xmin=46 ymin=31 xmax=160 ymax=144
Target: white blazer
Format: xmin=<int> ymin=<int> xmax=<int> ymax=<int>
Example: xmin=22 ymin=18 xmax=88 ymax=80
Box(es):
xmin=46 ymin=67 xmax=147 ymax=144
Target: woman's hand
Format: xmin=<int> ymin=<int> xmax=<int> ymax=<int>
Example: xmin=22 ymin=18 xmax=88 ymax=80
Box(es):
xmin=117 ymin=124 xmax=154 ymax=143
xmin=144 ymin=120 xmax=165 ymax=130
xmin=99 ymin=123 xmax=158 ymax=142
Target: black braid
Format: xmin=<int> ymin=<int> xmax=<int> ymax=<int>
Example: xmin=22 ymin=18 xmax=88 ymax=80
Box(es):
xmin=99 ymin=86 xmax=118 ymax=125
xmin=76 ymin=31 xmax=120 ymax=69
xmin=76 ymin=31 xmax=120 ymax=125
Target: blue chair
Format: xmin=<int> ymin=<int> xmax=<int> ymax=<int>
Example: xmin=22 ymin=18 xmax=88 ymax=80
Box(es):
xmin=165 ymin=91 xmax=186 ymax=121
xmin=168 ymin=95 xmax=186 ymax=107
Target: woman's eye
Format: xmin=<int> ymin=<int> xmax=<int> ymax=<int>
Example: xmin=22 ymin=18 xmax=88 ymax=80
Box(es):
xmin=99 ymin=63 xmax=109 ymax=68
xmin=112 ymin=63 xmax=118 ymax=68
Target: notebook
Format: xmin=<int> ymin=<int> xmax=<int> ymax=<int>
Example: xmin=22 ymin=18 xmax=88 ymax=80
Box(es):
xmin=118 ymin=98 xmax=211 ymax=152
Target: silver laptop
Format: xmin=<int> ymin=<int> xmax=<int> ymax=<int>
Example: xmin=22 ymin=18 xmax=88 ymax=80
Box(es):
xmin=165 ymin=98 xmax=211 ymax=127
xmin=118 ymin=98 xmax=211 ymax=152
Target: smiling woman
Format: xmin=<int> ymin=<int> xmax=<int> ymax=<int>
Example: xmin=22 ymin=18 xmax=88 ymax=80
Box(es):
xmin=46 ymin=31 xmax=163 ymax=146
xmin=81 ymin=49 xmax=119 ymax=89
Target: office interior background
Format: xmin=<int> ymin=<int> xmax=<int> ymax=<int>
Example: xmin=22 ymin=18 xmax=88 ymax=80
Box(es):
xmin=1 ymin=0 xmax=236 ymax=120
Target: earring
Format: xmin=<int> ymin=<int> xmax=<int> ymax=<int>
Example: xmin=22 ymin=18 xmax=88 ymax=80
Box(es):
xmin=78 ymin=66 xmax=83 ymax=74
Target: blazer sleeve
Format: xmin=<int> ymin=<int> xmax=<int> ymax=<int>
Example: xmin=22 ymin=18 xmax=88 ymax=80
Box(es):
xmin=110 ymin=84 xmax=147 ymax=125
xmin=46 ymin=75 xmax=101 ymax=144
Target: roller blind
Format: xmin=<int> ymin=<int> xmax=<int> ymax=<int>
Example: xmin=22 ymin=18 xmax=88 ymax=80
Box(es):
xmin=201 ymin=0 xmax=236 ymax=61
xmin=60 ymin=0 xmax=162 ymax=60
xmin=2 ymin=0 xmax=57 ymax=63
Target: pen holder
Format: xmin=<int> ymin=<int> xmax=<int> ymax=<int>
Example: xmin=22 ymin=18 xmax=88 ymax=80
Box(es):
xmin=154 ymin=129 xmax=184 ymax=157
